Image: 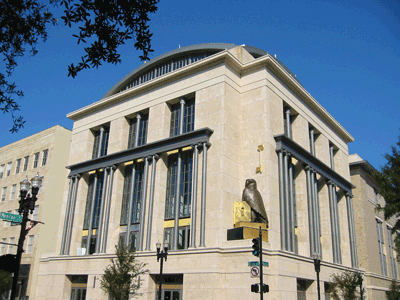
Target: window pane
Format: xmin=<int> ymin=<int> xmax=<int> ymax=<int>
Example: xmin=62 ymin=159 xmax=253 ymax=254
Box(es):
xmin=42 ymin=149 xmax=49 ymax=166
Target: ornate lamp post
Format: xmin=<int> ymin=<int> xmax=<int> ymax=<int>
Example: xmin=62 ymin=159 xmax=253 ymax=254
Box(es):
xmin=10 ymin=174 xmax=42 ymax=300
xmin=313 ymin=254 xmax=321 ymax=300
xmin=156 ymin=241 xmax=169 ymax=300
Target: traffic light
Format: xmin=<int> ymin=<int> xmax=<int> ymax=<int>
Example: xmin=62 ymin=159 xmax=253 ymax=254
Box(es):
xmin=252 ymin=237 xmax=260 ymax=257
xmin=262 ymin=284 xmax=269 ymax=293
xmin=251 ymin=283 xmax=259 ymax=293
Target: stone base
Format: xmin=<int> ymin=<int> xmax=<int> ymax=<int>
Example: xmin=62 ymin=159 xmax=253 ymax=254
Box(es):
xmin=227 ymin=222 xmax=268 ymax=242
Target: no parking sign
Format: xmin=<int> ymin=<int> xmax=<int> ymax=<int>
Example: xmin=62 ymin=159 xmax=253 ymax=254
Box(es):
xmin=250 ymin=266 xmax=260 ymax=278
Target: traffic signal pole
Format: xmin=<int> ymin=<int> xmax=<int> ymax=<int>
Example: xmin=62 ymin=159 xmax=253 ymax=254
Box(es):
xmin=259 ymin=226 xmax=263 ymax=300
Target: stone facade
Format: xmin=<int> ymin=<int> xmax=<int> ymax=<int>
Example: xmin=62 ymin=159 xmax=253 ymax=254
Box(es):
xmin=350 ymin=153 xmax=399 ymax=299
xmin=35 ymin=44 xmax=359 ymax=300
xmin=0 ymin=125 xmax=71 ymax=299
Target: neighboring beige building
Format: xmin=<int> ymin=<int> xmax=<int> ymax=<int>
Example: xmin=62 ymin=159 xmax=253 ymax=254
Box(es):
xmin=350 ymin=153 xmax=399 ymax=299
xmin=0 ymin=125 xmax=71 ymax=299
xmin=35 ymin=44 xmax=359 ymax=300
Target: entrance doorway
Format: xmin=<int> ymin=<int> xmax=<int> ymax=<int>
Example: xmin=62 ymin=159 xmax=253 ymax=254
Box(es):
xmin=154 ymin=274 xmax=183 ymax=300
xmin=156 ymin=289 xmax=182 ymax=300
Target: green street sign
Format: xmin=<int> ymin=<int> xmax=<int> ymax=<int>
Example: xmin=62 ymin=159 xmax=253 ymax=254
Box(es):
xmin=248 ymin=261 xmax=269 ymax=267
xmin=0 ymin=212 xmax=22 ymax=223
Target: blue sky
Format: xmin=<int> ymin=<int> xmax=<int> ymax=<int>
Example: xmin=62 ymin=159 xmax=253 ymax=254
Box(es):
xmin=0 ymin=0 xmax=399 ymax=170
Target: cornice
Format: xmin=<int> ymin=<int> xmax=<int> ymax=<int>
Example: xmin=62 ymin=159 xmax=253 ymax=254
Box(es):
xmin=275 ymin=134 xmax=354 ymax=193
xmin=67 ymin=127 xmax=213 ymax=176
xmin=67 ymin=46 xmax=353 ymax=143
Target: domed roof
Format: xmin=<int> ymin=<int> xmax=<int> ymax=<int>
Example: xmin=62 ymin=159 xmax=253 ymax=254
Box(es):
xmin=102 ymin=43 xmax=269 ymax=98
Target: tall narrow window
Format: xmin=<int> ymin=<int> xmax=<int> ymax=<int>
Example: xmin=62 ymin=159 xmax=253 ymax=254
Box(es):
xmin=4 ymin=210 xmax=11 ymax=227
xmin=27 ymin=235 xmax=34 ymax=253
xmin=329 ymin=143 xmax=337 ymax=170
xmin=83 ymin=174 xmax=104 ymax=231
xmin=164 ymin=226 xmax=190 ymax=250
xmin=10 ymin=184 xmax=16 ymax=200
xmin=42 ymin=149 xmax=49 ymax=166
xmin=0 ymin=164 xmax=4 ymax=178
xmin=1 ymin=187 xmax=7 ymax=201
xmin=6 ymin=162 xmax=12 ymax=176
xmin=8 ymin=237 xmax=15 ymax=254
xmin=33 ymin=153 xmax=40 ymax=168
xmin=309 ymin=125 xmax=316 ymax=156
xmin=38 ymin=177 xmax=44 ymax=194
xmin=32 ymin=205 xmax=39 ymax=221
xmin=120 ymin=163 xmax=145 ymax=225
xmin=165 ymin=151 xmax=193 ymax=219
xmin=170 ymin=98 xmax=195 ymax=137
xmin=387 ymin=226 xmax=398 ymax=279
xmin=15 ymin=159 xmax=21 ymax=174
xmin=1 ymin=238 xmax=6 ymax=254
xmin=83 ymin=173 xmax=104 ymax=254
xmin=92 ymin=126 xmax=110 ymax=158
xmin=283 ymin=106 xmax=293 ymax=139
xmin=127 ymin=113 xmax=148 ymax=149
xmin=278 ymin=152 xmax=298 ymax=253
xmin=23 ymin=156 xmax=29 ymax=171
xmin=329 ymin=185 xmax=342 ymax=264
xmin=376 ymin=219 xmax=388 ymax=276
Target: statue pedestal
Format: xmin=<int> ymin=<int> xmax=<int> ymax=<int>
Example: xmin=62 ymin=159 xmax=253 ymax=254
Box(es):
xmin=227 ymin=222 xmax=268 ymax=242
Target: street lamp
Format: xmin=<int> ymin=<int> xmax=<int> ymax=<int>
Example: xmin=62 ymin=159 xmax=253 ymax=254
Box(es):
xmin=313 ymin=254 xmax=321 ymax=300
xmin=156 ymin=241 xmax=169 ymax=300
xmin=10 ymin=174 xmax=42 ymax=300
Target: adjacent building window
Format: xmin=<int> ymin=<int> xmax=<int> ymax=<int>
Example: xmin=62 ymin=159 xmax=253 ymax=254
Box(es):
xmin=32 ymin=205 xmax=39 ymax=221
xmin=11 ymin=209 xmax=19 ymax=226
xmin=2 ymin=187 xmax=7 ymax=201
xmin=170 ymin=98 xmax=195 ymax=137
xmin=4 ymin=210 xmax=11 ymax=227
xmin=0 ymin=238 xmax=6 ymax=254
xmin=27 ymin=235 xmax=34 ymax=253
xmin=23 ymin=156 xmax=29 ymax=171
xmin=8 ymin=237 xmax=15 ymax=254
xmin=33 ymin=152 xmax=40 ymax=168
xmin=376 ymin=219 xmax=388 ymax=276
xmin=92 ymin=126 xmax=110 ymax=159
xmin=15 ymin=159 xmax=21 ymax=174
xmin=6 ymin=162 xmax=12 ymax=176
xmin=10 ymin=184 xmax=16 ymax=200
xmin=0 ymin=164 xmax=4 ymax=178
xmin=42 ymin=149 xmax=49 ymax=166
xmin=387 ymin=226 xmax=398 ymax=279
xmin=38 ymin=177 xmax=44 ymax=194
xmin=127 ymin=113 xmax=148 ymax=148
xmin=164 ymin=151 xmax=193 ymax=219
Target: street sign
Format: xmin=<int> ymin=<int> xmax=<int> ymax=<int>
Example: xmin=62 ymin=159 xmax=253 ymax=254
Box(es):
xmin=0 ymin=212 xmax=22 ymax=223
xmin=250 ymin=266 xmax=260 ymax=278
xmin=248 ymin=261 xmax=269 ymax=267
